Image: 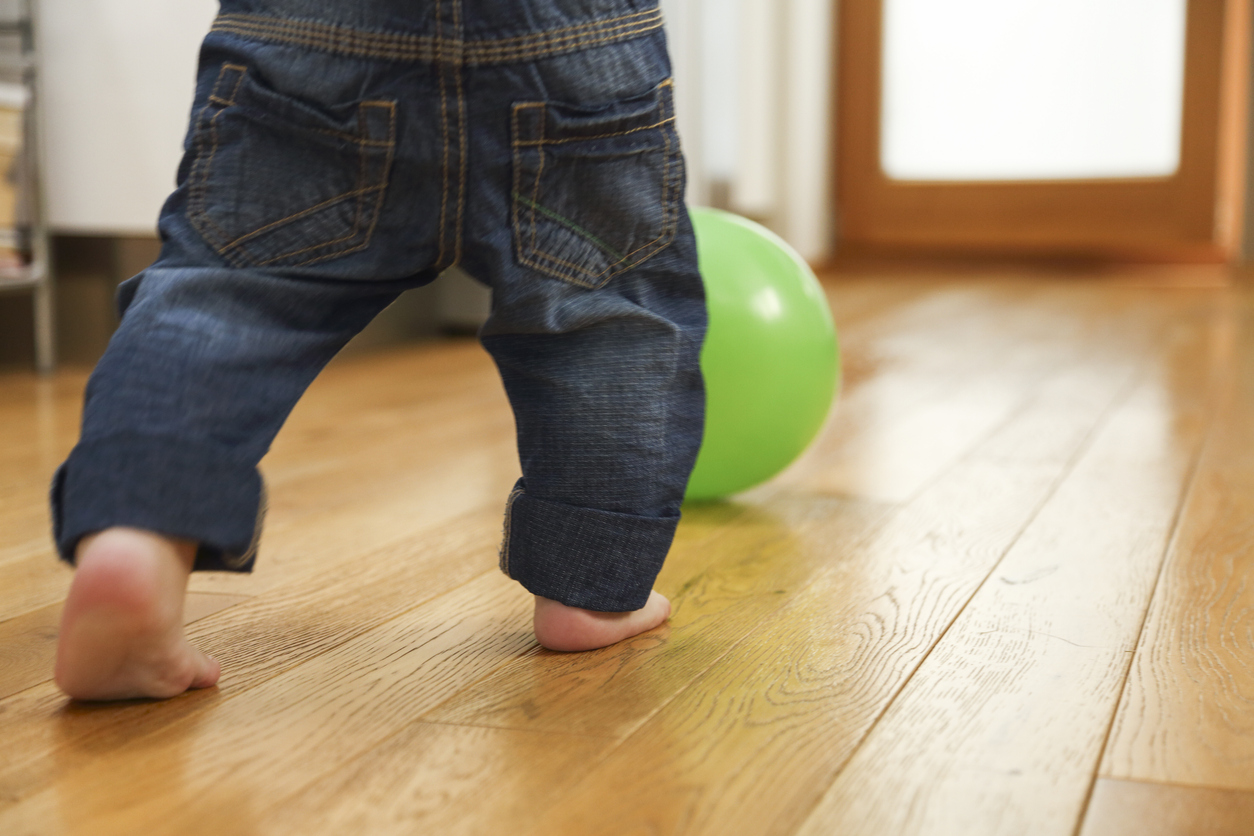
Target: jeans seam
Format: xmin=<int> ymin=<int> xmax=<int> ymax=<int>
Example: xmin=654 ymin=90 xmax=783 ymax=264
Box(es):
xmin=291 ymin=100 xmax=397 ymax=267
xmin=510 ymin=80 xmax=679 ymax=288
xmin=254 ymin=100 xmax=396 ymax=265
xmin=209 ymin=9 xmax=663 ymax=65
xmin=453 ymin=0 xmax=468 ymax=266
xmin=213 ymin=8 xmax=657 ymax=48
xmin=512 ymin=115 xmax=676 ymax=146
xmin=530 ymin=103 xmax=545 ymax=261
xmin=435 ymin=0 xmax=450 ymax=267
xmin=188 ymin=71 xmax=397 ymax=268
xmin=499 ymin=483 xmax=524 ymax=576
xmin=222 ymin=479 xmax=267 ymax=569
xmin=189 ymin=65 xmax=251 ymax=268
xmin=466 ymin=18 xmax=664 ymax=62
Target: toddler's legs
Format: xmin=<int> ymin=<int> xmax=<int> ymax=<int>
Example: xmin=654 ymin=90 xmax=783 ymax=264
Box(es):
xmin=52 ymin=267 xmax=406 ymax=699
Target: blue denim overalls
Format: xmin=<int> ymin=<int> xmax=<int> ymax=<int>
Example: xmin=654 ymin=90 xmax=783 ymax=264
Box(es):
xmin=51 ymin=0 xmax=706 ymax=612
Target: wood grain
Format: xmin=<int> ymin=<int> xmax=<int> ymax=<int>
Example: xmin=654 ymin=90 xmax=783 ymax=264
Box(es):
xmin=507 ymin=323 xmax=1170 ymax=836
xmin=792 ymin=307 xmax=1219 ymax=835
xmin=0 ymin=509 xmax=503 ymax=804
xmin=426 ymin=492 xmax=889 ymax=739
xmin=1100 ymin=296 xmax=1254 ymax=789
xmin=1080 ymin=778 xmax=1254 ymax=836
xmin=2 ymin=271 xmax=1247 ymax=836
xmin=255 ymin=723 xmax=608 ymax=836
xmin=422 ymin=287 xmax=1135 ymax=742
xmin=0 ymin=571 xmax=536 ymax=836
xmin=0 ymin=592 xmax=248 ymax=701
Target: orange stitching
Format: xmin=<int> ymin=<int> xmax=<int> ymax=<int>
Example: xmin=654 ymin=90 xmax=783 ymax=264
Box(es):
xmin=435 ymin=0 xmax=449 ymax=267
xmin=511 ymin=104 xmax=529 ymax=277
xmin=210 ymin=22 xmax=438 ymax=62
xmin=530 ymin=103 xmax=545 ymax=262
xmin=190 ymin=75 xmax=396 ymax=268
xmin=212 ymin=15 xmax=436 ymax=50
xmin=191 ymin=90 xmax=246 ymax=262
xmin=214 ymin=13 xmax=433 ymax=43
xmin=467 ymin=9 xmax=658 ymax=48
xmin=300 ymin=120 xmax=395 ymax=146
xmin=513 ymin=117 xmax=677 ymax=146
xmin=589 ymin=88 xmax=679 ymax=275
xmin=224 ymin=65 xmax=247 ymax=102
xmin=610 ymin=85 xmax=678 ymax=266
xmin=267 ymin=101 xmax=396 ymax=267
xmin=453 ymin=0 xmax=467 ymax=266
xmin=520 ymin=81 xmax=679 ymax=287
xmin=342 ymin=100 xmax=373 ymax=255
xmin=222 ymin=101 xmax=395 ymax=251
xmin=209 ymin=19 xmax=663 ymax=65
xmin=465 ymin=22 xmax=664 ymax=63
xmin=466 ymin=17 xmax=663 ymax=59
xmin=535 ymin=89 xmax=675 ymax=283
xmin=209 ymin=10 xmax=663 ymax=65
xmin=288 ymin=106 xmax=394 ymax=265
xmin=463 ymin=13 xmax=657 ymax=56
xmin=338 ymin=100 xmax=397 ymax=267
xmin=234 ymin=185 xmax=377 ymax=251
xmin=192 ymin=65 xmax=250 ymax=252
xmin=213 ymin=9 xmax=657 ymax=50
xmin=214 ymin=8 xmax=658 ymax=53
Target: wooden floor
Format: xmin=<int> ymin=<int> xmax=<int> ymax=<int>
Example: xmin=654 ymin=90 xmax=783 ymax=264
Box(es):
xmin=2 ymin=264 xmax=1253 ymax=836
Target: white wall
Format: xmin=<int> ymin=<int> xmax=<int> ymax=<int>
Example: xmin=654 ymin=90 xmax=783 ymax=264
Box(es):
xmin=664 ymin=0 xmax=835 ymax=263
xmin=38 ymin=0 xmax=216 ymax=234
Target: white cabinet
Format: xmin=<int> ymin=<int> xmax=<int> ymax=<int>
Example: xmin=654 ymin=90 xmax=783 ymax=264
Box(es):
xmin=38 ymin=0 xmax=216 ymax=234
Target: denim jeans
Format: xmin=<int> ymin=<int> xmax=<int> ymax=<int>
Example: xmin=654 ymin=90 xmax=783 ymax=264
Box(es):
xmin=50 ymin=0 xmax=706 ymax=612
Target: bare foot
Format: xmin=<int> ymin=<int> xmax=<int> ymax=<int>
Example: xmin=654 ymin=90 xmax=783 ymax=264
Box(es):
xmin=54 ymin=527 xmax=220 ymax=701
xmin=532 ymin=590 xmax=672 ymax=652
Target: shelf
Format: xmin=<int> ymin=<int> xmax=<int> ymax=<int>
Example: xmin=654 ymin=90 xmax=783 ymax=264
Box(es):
xmin=0 ymin=262 xmax=43 ymax=291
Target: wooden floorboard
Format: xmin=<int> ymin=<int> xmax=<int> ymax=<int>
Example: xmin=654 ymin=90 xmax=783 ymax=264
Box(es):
xmin=0 ymin=592 xmax=247 ymax=702
xmin=1079 ymin=777 xmax=1254 ymax=836
xmin=792 ymin=297 xmax=1220 ymax=835
xmin=1100 ymin=293 xmax=1254 ymax=792
xmin=2 ymin=270 xmax=1250 ymax=836
xmin=506 ymin=305 xmax=1174 ymax=836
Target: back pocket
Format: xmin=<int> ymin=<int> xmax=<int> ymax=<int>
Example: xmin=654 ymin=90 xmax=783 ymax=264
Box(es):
xmin=187 ymin=64 xmax=396 ymax=269
xmin=511 ymin=79 xmax=683 ymax=289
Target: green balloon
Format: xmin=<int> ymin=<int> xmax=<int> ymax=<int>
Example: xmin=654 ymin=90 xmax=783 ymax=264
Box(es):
xmin=685 ymin=208 xmax=840 ymax=501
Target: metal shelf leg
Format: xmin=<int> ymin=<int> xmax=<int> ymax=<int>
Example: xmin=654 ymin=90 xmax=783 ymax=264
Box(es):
xmin=33 ymin=270 xmax=54 ymax=373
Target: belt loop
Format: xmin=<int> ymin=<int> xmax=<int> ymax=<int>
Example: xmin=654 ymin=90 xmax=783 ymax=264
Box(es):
xmin=209 ymin=63 xmax=247 ymax=106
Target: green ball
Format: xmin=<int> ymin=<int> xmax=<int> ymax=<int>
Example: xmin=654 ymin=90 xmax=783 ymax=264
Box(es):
xmin=685 ymin=208 xmax=840 ymax=501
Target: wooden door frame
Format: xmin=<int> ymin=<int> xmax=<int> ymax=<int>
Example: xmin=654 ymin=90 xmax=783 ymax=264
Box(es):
xmin=836 ymin=0 xmax=1251 ymax=261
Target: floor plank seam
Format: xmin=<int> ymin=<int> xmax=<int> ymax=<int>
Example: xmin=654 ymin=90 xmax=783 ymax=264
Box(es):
xmin=1093 ymin=775 xmax=1254 ymax=796
xmin=786 ymin=349 xmax=1155 ymax=836
xmin=0 ymin=548 xmax=499 ymax=719
xmin=1070 ymin=350 xmax=1229 ymax=836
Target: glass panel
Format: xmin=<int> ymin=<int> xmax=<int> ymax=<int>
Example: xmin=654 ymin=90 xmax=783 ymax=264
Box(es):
xmin=881 ymin=0 xmax=1187 ymax=181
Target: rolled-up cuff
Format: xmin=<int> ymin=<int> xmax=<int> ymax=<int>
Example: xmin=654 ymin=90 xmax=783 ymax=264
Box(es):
xmin=498 ymin=479 xmax=680 ymax=612
xmin=51 ymin=433 xmax=265 ymax=572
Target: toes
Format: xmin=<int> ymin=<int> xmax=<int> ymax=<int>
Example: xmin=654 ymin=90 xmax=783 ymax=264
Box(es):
xmin=189 ymin=653 xmax=222 ymax=690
